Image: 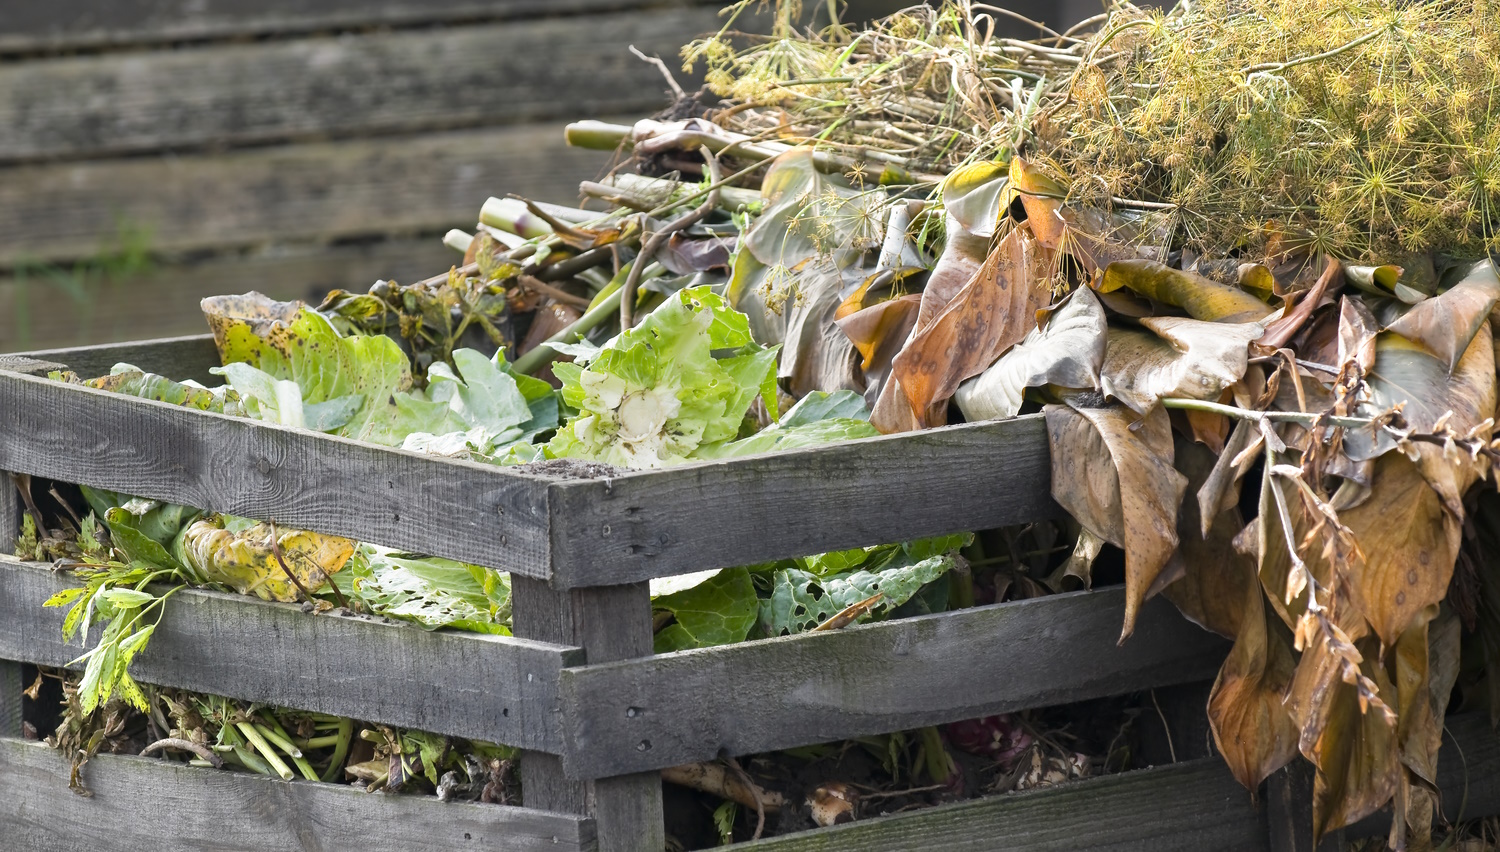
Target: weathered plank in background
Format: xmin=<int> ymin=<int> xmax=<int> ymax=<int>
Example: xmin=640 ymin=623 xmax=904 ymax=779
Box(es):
xmin=0 ymin=371 xmax=558 ymax=577
xmin=548 ymin=413 xmax=1059 ymax=588
xmin=0 ymin=474 xmax=20 ymax=738
xmin=0 ymin=124 xmax=609 ymax=267
xmin=514 ymin=579 xmax=666 ymax=851
xmin=0 ymin=558 xmax=579 ymax=750
xmin=14 ymin=335 xmax=222 ymax=385
xmin=0 ymin=238 xmax=453 ymax=352
xmin=732 ymin=757 xmax=1268 ymax=851
xmin=0 ymin=10 xmax=715 ymax=163
xmin=0 ymin=0 xmax=1074 ymax=54
xmin=558 ymin=591 xmax=1227 ymax=778
xmin=0 ymin=0 xmax=716 ymax=53
xmin=0 ymin=737 xmax=597 ymax=852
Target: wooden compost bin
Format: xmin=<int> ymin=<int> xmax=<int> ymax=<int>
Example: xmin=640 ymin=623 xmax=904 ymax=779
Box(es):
xmin=0 ymin=335 xmax=1497 ymax=851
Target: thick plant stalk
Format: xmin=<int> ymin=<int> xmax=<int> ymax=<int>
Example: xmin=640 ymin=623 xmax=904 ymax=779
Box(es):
xmin=621 ymin=147 xmax=722 ymax=330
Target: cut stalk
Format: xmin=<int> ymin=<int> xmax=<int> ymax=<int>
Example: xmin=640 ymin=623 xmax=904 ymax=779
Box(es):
xmin=320 ymin=717 xmax=355 ymax=784
xmin=263 ymin=714 xmax=321 ymax=782
xmin=480 ymin=197 xmax=554 ymax=239
xmin=236 ymin=721 xmax=294 ymax=780
xmin=442 ymin=229 xmax=474 ymax=254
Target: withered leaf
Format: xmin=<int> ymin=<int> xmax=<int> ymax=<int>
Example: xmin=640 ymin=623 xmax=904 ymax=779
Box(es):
xmin=891 ymin=229 xmax=1051 ymax=426
xmin=1384 ymin=259 xmax=1500 ymax=373
xmin=1206 ymin=577 xmax=1299 ymax=789
xmin=1339 ymin=452 xmax=1458 ymax=649
xmin=1285 ymin=632 xmax=1400 ymax=843
xmin=1044 ymin=403 xmax=1186 ymax=641
xmin=954 ymin=285 xmax=1107 ymax=421
xmin=1100 ymin=317 xmax=1262 ymax=415
xmin=1164 ymin=438 xmax=1259 ymax=640
xmin=1259 ymin=257 xmax=1341 ymax=351
xmin=1098 ymin=259 xmax=1274 ymax=323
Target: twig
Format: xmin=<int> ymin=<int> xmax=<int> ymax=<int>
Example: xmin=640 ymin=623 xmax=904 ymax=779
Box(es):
xmin=629 ymin=45 xmax=686 ymax=100
xmin=621 ymin=146 xmax=722 ymax=330
xmin=1149 ymin=689 xmax=1177 ymax=764
xmin=517 ymin=276 xmax=592 ymax=310
xmin=141 ymin=737 xmax=224 ymax=769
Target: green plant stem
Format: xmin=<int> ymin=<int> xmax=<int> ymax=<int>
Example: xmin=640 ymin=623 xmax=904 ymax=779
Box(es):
xmin=294 ymin=733 xmax=344 ymax=751
xmin=1158 ymin=397 xmax=1371 ymax=430
xmin=262 ymin=714 xmax=321 ymax=781
xmin=320 ymin=718 xmax=355 ymax=784
xmin=252 ymin=720 xmax=302 ymax=759
xmin=237 ymin=721 xmax=294 ymax=780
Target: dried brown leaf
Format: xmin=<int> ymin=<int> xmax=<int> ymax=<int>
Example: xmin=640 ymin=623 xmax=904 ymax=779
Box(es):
xmin=1044 ymin=403 xmax=1186 ymax=641
xmin=1100 ymin=317 xmax=1262 ymax=415
xmin=1098 ymin=259 xmax=1274 ymax=323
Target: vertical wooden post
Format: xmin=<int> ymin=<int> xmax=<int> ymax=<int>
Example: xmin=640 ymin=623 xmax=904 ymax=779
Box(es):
xmin=512 ymin=577 xmax=665 ymax=852
xmin=1268 ymin=760 xmax=1343 ymax=852
xmin=1 ymin=470 xmax=25 ymax=737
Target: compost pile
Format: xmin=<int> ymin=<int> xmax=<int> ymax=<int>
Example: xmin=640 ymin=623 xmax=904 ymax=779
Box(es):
xmin=13 ymin=0 xmax=1500 ymax=847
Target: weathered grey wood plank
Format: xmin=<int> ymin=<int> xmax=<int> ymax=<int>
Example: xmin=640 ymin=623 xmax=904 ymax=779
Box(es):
xmin=0 ymin=0 xmax=716 ymax=54
xmin=730 ymin=757 xmax=1268 ymax=851
xmin=0 ymin=10 xmax=715 ymax=163
xmin=557 ymin=590 xmax=1227 ymax=779
xmin=12 ymin=335 xmax=222 ymax=385
xmin=0 ymin=737 xmax=597 ymax=852
xmin=513 ymin=578 xmax=666 ymax=852
xmin=0 ymin=123 xmax=610 ymax=267
xmin=0 ymin=662 xmax=20 ymax=739
xmin=547 ymin=414 xmax=1059 ymax=588
xmin=0 ymin=558 xmax=579 ymax=750
xmin=0 ymin=237 xmax=453 ymax=353
xmin=0 ymin=370 xmax=558 ymax=577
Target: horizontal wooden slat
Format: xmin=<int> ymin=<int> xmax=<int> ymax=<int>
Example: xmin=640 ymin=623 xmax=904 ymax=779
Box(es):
xmin=0 ymin=124 xmax=609 ymax=267
xmin=0 ymin=558 xmax=579 ymax=750
xmin=557 ymin=590 xmax=1227 ymax=778
xmin=547 ymin=414 xmax=1059 ymax=588
xmin=0 ymin=371 xmax=558 ymax=578
xmin=732 ymin=757 xmax=1267 ymax=851
xmin=0 ymin=237 xmax=454 ymax=352
xmin=0 ymin=0 xmax=714 ymax=54
xmin=0 ymin=737 xmax=596 ymax=852
xmin=13 ymin=335 xmax=222 ymax=385
xmin=0 ymin=9 xmax=714 ymax=163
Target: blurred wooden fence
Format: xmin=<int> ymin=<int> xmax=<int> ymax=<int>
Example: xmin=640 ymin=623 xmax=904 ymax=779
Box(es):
xmin=0 ymin=0 xmax=1097 ymax=352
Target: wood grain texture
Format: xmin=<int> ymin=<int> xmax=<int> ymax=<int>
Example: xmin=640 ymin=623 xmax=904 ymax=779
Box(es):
xmin=513 ymin=578 xmax=666 ymax=852
xmin=0 ymin=124 xmax=611 ymax=267
xmin=13 ymin=335 xmax=222 ymax=385
xmin=0 ymin=10 xmax=714 ymax=163
xmin=0 ymin=370 xmax=559 ymax=576
xmin=0 ymin=0 xmax=715 ymax=54
xmin=731 ymin=757 xmax=1269 ymax=851
xmin=0 ymin=558 xmax=580 ymax=750
xmin=547 ymin=414 xmax=1058 ymax=588
xmin=0 ymin=737 xmax=597 ymax=852
xmin=558 ymin=590 xmax=1228 ymax=779
xmin=0 ymin=238 xmax=453 ymax=352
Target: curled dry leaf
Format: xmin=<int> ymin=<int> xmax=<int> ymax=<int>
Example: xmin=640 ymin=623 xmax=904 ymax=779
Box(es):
xmin=1257 ymin=257 xmax=1341 ymax=352
xmin=1337 ymin=452 xmax=1459 ymax=648
xmin=1285 ymin=629 xmax=1400 ymax=843
xmin=1044 ymin=403 xmax=1186 ymax=641
xmin=1206 ymin=570 xmax=1298 ymax=790
xmin=1384 ymin=259 xmax=1500 ymax=373
xmin=1163 ymin=439 xmax=1259 ymax=640
xmin=954 ymin=285 xmax=1107 ymax=421
xmin=888 ymin=229 xmax=1051 ymax=427
xmin=1097 ymin=259 xmax=1274 ymax=323
xmin=1100 ymin=317 xmax=1262 ymax=415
